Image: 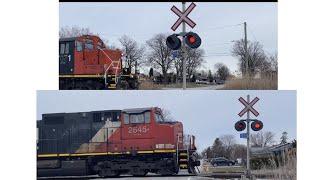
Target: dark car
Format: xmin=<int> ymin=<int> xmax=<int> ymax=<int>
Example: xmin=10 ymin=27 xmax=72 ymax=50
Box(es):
xmin=211 ymin=157 xmax=235 ymax=167
xmin=215 ymin=79 xmax=225 ymax=85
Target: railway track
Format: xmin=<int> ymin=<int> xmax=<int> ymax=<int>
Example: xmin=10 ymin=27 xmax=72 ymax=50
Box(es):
xmin=37 ymin=173 xmax=247 ymax=179
xmin=37 ymin=173 xmax=197 ymax=180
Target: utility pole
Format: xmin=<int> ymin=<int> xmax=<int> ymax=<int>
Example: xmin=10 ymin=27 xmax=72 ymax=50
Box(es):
xmin=182 ymin=2 xmax=187 ymax=90
xmin=246 ymin=94 xmax=251 ymax=178
xmin=244 ymin=22 xmax=249 ymax=78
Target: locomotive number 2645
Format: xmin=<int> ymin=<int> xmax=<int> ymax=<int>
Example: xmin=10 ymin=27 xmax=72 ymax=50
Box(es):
xmin=128 ymin=126 xmax=149 ymax=134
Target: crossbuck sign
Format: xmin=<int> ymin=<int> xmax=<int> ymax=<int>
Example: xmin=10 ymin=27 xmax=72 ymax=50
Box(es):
xmin=238 ymin=97 xmax=260 ymax=117
xmin=171 ymin=2 xmax=197 ymax=31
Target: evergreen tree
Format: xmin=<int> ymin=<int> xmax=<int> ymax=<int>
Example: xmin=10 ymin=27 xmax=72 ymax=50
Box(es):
xmin=149 ymin=68 xmax=154 ymax=77
xmin=280 ymin=131 xmax=288 ymax=144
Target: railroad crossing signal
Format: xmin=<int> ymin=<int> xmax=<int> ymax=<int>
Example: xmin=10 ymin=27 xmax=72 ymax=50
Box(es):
xmin=171 ymin=2 xmax=197 ymax=31
xmin=234 ymin=95 xmax=263 ymax=178
xmin=238 ymin=97 xmax=260 ymax=117
xmin=166 ymin=32 xmax=202 ymax=50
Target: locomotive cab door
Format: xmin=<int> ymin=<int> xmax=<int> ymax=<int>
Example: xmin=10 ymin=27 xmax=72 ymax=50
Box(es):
xmin=121 ymin=111 xmax=153 ymax=151
xmin=59 ymin=40 xmax=75 ymax=74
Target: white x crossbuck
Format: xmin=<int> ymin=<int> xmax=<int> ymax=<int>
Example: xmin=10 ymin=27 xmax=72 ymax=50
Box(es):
xmin=171 ymin=2 xmax=197 ymax=31
xmin=238 ymin=97 xmax=260 ymax=117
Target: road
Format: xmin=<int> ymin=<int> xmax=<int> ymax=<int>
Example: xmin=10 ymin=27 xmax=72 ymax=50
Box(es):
xmin=161 ymin=84 xmax=224 ymax=90
xmin=38 ymin=172 xmax=214 ymax=180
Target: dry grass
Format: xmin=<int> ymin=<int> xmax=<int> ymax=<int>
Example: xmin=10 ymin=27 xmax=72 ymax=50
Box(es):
xmin=252 ymin=151 xmax=296 ymax=180
xmin=222 ymin=77 xmax=278 ymax=90
xmin=139 ymin=80 xmax=163 ymax=90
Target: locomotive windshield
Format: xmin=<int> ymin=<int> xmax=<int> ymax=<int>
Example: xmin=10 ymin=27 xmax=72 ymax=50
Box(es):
xmin=60 ymin=43 xmax=70 ymax=55
xmin=123 ymin=111 xmax=150 ymax=124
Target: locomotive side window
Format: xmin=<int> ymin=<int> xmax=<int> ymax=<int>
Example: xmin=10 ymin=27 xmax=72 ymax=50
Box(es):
xmin=124 ymin=114 xmax=129 ymax=124
xmin=76 ymin=41 xmax=83 ymax=51
xmin=65 ymin=43 xmax=69 ymax=54
xmin=60 ymin=43 xmax=65 ymax=55
xmin=145 ymin=112 xmax=150 ymax=123
xmin=84 ymin=39 xmax=94 ymax=50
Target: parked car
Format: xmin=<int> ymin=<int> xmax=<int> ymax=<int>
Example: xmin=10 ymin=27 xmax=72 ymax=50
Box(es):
xmin=211 ymin=157 xmax=236 ymax=166
xmin=196 ymin=79 xmax=210 ymax=84
xmin=215 ymin=79 xmax=225 ymax=85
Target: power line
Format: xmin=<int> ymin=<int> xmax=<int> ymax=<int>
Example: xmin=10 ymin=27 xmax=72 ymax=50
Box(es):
xmin=247 ymin=26 xmax=275 ymax=56
xmin=204 ymin=23 xmax=243 ymax=31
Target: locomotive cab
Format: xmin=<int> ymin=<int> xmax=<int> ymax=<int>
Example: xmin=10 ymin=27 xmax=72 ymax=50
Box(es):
xmin=59 ymin=35 xmax=139 ymax=90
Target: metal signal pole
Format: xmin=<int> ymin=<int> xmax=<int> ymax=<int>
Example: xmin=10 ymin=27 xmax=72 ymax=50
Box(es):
xmin=246 ymin=94 xmax=251 ymax=177
xmin=244 ymin=22 xmax=249 ymax=78
xmin=182 ymin=2 xmax=187 ymax=90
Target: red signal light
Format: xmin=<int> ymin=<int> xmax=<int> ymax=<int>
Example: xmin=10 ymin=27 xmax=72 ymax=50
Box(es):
xmin=184 ymin=32 xmax=201 ymax=49
xmin=188 ymin=35 xmax=196 ymax=44
xmin=254 ymin=123 xmax=261 ymax=129
xmin=251 ymin=120 xmax=263 ymax=131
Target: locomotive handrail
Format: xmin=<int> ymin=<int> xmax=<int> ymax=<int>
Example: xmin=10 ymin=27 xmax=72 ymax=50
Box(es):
xmin=97 ymin=46 xmax=121 ymax=85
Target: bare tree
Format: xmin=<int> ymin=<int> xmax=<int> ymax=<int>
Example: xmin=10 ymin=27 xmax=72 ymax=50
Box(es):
xmin=185 ymin=47 xmax=205 ymax=81
xmin=160 ymin=108 xmax=173 ymax=121
xmin=220 ymin=135 xmax=236 ymax=147
xmin=230 ymin=144 xmax=247 ymax=161
xmin=220 ymin=135 xmax=236 ymax=159
xmin=231 ymin=39 xmax=267 ymax=77
xmin=146 ymin=34 xmax=174 ymax=83
xmin=214 ymin=63 xmax=230 ymax=80
xmin=59 ymin=26 xmax=93 ymax=38
xmin=119 ymin=35 xmax=145 ymax=73
xmin=250 ymin=131 xmax=275 ymax=147
xmin=173 ymin=47 xmax=205 ymax=82
xmin=268 ymin=52 xmax=278 ymax=72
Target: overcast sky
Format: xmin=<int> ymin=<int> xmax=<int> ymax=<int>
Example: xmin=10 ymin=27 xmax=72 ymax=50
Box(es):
xmin=37 ymin=90 xmax=295 ymax=151
xmin=59 ymin=2 xmax=277 ymax=75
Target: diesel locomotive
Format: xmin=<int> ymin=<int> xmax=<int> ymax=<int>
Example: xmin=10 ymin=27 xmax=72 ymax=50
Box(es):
xmin=59 ymin=35 xmax=139 ymax=90
xmin=37 ymin=107 xmax=200 ymax=177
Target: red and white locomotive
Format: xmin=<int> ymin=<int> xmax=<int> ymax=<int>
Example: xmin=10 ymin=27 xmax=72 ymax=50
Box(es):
xmin=37 ymin=107 xmax=200 ymax=177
